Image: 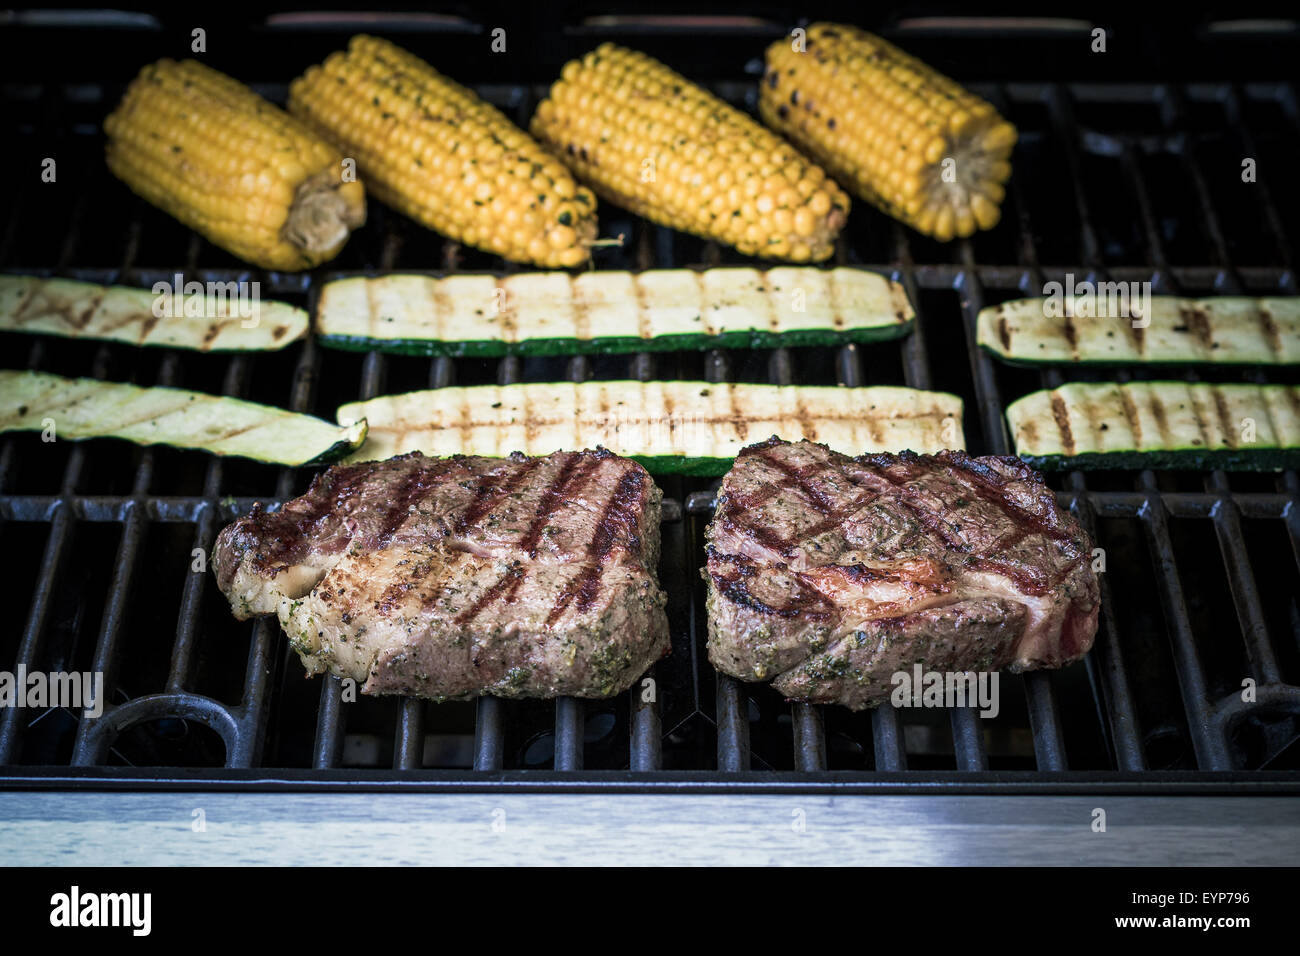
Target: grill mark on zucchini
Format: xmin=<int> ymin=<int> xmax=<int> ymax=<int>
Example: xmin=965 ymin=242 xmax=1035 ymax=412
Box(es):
xmin=1212 ymin=389 xmax=1236 ymax=449
xmin=1150 ymin=393 xmax=1171 ymax=447
xmin=572 ymin=280 xmax=592 ymax=341
xmin=997 ymin=310 xmax=1012 ymax=351
xmin=7 ymin=280 xmax=38 ymax=321
xmin=1260 ymin=306 xmax=1281 ymax=358
xmin=826 ymin=271 xmax=845 ymax=332
xmin=1049 ymin=394 xmax=1075 ymax=456
xmin=1177 ymin=304 xmax=1213 ymax=352
xmin=363 ymin=276 xmax=379 ymax=341
xmin=632 ymin=274 xmax=651 ymax=339
xmin=693 ymin=270 xmax=709 ymax=335
xmin=76 ymin=292 xmax=106 ymax=330
xmin=1061 ymin=310 xmax=1079 ymax=359
xmin=202 ymin=320 xmax=235 ymax=346
xmin=729 ymin=386 xmax=748 ymax=440
xmin=764 ymin=277 xmax=781 ymax=332
xmin=495 ymin=277 xmax=518 ymax=342
xmin=1119 ymin=387 xmax=1142 ymax=445
xmin=432 ymin=276 xmax=452 ymax=343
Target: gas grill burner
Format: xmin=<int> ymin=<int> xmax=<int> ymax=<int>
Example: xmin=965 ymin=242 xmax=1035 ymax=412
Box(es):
xmin=1 ymin=12 xmax=1298 ymax=791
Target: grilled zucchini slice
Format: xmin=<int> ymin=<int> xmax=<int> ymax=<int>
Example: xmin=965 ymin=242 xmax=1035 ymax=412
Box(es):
xmin=338 ymin=381 xmax=963 ymax=474
xmin=316 ymin=267 xmax=912 ymax=357
xmin=0 ymin=275 xmax=308 ymax=351
xmin=0 ymin=370 xmax=365 ymax=466
xmin=978 ymin=295 xmax=1300 ymax=365
xmin=1007 ymin=381 xmax=1300 ymax=470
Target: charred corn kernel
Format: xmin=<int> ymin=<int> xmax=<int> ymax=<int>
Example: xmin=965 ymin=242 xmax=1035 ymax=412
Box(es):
xmin=531 ymin=43 xmax=849 ymax=262
xmin=760 ymin=23 xmax=1017 ymax=241
xmin=289 ymin=35 xmax=598 ymax=268
xmin=104 ymin=59 xmax=366 ymax=271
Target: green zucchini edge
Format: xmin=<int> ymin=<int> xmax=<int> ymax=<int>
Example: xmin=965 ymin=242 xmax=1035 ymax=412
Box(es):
xmin=300 ymin=419 xmax=370 ymax=466
xmin=1018 ymin=448 xmax=1300 ymax=472
xmin=316 ymin=322 xmax=912 ymax=358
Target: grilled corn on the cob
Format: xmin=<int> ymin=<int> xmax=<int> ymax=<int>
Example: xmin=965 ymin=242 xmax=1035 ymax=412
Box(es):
xmin=104 ymin=59 xmax=366 ymax=271
xmin=759 ymin=23 xmax=1016 ymax=241
xmin=289 ymin=35 xmax=598 ymax=268
xmin=531 ymin=43 xmax=850 ymax=262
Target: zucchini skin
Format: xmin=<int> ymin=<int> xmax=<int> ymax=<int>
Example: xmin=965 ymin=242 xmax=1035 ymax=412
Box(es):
xmin=1020 ymin=449 xmax=1300 ymax=472
xmin=317 ymin=324 xmax=912 ymax=358
xmin=628 ymin=455 xmax=742 ymax=477
xmin=299 ymin=420 xmax=371 ymax=467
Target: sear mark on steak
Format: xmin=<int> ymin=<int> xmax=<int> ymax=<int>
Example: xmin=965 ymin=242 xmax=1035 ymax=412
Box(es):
xmin=213 ymin=449 xmax=670 ymax=701
xmin=704 ymin=438 xmax=1100 ymax=710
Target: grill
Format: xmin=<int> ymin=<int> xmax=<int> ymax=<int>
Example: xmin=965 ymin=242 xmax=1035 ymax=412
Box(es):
xmin=2 ymin=10 xmax=1299 ymax=794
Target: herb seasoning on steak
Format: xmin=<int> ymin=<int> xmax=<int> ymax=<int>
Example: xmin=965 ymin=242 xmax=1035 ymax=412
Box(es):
xmin=213 ymin=449 xmax=670 ymax=701
xmin=704 ymin=438 xmax=1100 ymax=710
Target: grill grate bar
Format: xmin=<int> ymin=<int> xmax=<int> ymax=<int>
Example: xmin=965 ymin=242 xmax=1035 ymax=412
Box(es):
xmin=793 ymin=706 xmax=827 ymax=772
xmin=473 ymin=697 xmax=504 ymax=771
xmin=836 ymin=326 xmax=911 ymax=770
xmin=1206 ymin=474 xmax=1282 ymax=685
xmin=167 ymin=504 xmax=217 ymax=692
xmin=1067 ymin=476 xmax=1147 ymax=770
xmin=70 ymin=500 xmax=145 ymax=765
xmin=958 ymin=262 xmax=1069 ymax=770
xmin=231 ymin=619 xmax=275 ymax=768
xmin=554 ymin=698 xmax=585 ymax=771
xmin=1139 ymin=493 xmax=1233 ymax=770
xmin=706 ymin=347 xmax=750 ymax=771
xmin=770 ymin=345 xmax=831 ymax=771
xmin=628 ymin=348 xmax=663 ymax=772
xmin=308 ymin=349 xmax=385 ymax=768
xmin=0 ymin=503 xmax=74 ymax=763
xmin=871 ymin=707 xmax=908 ymax=771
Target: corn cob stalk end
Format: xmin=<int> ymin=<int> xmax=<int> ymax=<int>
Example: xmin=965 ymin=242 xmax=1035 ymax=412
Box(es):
xmin=105 ymin=59 xmax=366 ymax=271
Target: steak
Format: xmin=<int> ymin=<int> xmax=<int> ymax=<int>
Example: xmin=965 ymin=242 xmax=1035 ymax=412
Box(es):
xmin=705 ymin=438 xmax=1100 ymax=709
xmin=213 ymin=449 xmax=670 ymax=701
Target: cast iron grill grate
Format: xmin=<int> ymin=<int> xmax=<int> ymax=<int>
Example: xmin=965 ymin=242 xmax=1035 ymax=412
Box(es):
xmin=1 ymin=16 xmax=1298 ymax=789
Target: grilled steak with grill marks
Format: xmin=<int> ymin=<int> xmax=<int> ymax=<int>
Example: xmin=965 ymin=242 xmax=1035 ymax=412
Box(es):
xmin=213 ymin=449 xmax=670 ymax=700
xmin=705 ymin=438 xmax=1099 ymax=709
